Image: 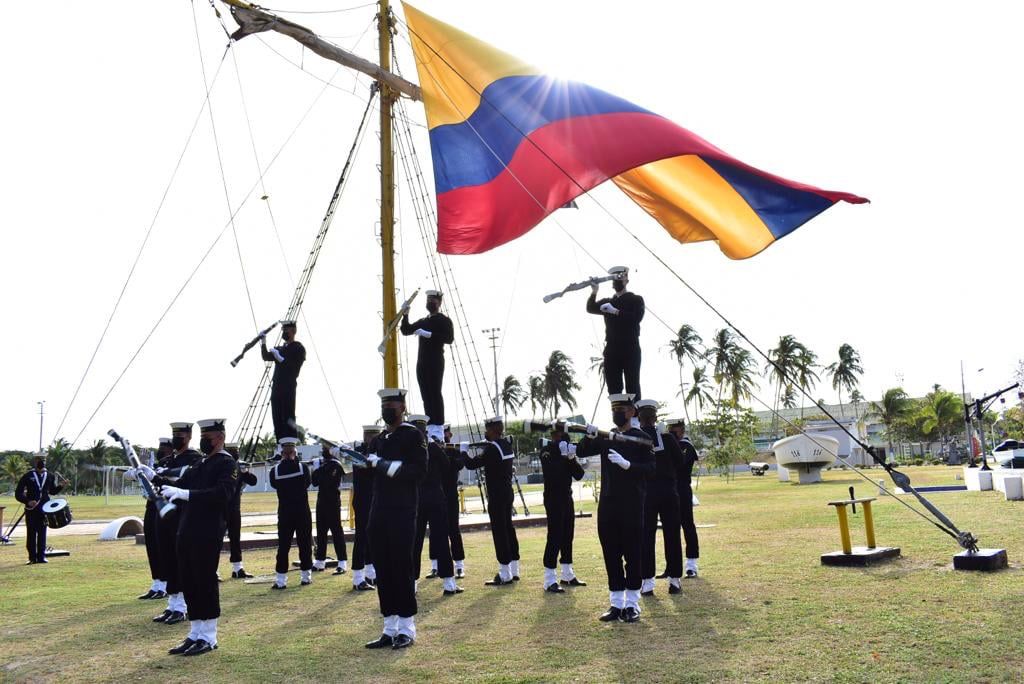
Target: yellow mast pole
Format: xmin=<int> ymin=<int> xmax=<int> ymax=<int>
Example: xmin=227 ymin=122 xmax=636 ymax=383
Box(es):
xmin=378 ymin=0 xmax=399 ymax=388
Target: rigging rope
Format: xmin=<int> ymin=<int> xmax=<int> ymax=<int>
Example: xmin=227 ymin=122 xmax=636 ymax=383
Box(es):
xmin=260 ymin=2 xmax=377 ymax=15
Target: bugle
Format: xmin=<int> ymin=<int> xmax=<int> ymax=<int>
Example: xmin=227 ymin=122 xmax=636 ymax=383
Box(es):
xmin=378 ymin=288 xmax=420 ymax=355
xmin=230 ymin=321 xmax=279 ymax=367
xmin=295 ymin=423 xmax=368 ymax=468
xmin=108 ymin=429 xmax=177 ymax=517
xmin=564 ymin=422 xmax=653 ymax=447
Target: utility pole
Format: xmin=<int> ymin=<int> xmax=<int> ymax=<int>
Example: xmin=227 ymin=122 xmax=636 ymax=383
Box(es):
xmin=37 ymin=401 xmax=45 ymax=452
xmin=483 ymin=328 xmax=501 ymax=415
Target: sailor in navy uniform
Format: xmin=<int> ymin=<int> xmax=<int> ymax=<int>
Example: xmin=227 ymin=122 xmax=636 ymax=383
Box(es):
xmin=433 ymin=424 xmax=466 ymax=578
xmin=579 ymin=394 xmax=655 ymax=623
xmin=312 ymin=443 xmax=348 ymax=575
xmin=158 ymin=418 xmax=239 ymax=656
xmin=349 ymin=425 xmax=382 ymax=591
xmin=269 ymin=437 xmax=313 ymax=589
xmin=224 ymin=442 xmax=257 ymax=579
xmin=667 ymin=418 xmax=700 ymax=577
xmin=586 ymin=266 xmax=645 ymax=400
xmin=464 ymin=416 xmax=521 ymax=586
xmin=15 ymin=456 xmax=63 ymax=564
xmin=364 ymin=389 xmax=427 ymax=651
xmin=539 ymin=421 xmax=586 ymax=592
xmin=635 ymin=400 xmax=684 ymax=595
xmin=138 ymin=437 xmax=174 ymax=597
xmin=260 ymin=320 xmax=306 ymax=440
xmin=152 ymin=422 xmax=202 ymax=625
xmin=400 ymin=290 xmax=454 ymax=443
xmin=409 ymin=415 xmax=461 ymax=596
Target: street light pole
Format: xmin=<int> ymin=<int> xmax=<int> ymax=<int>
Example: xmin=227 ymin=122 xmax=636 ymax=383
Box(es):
xmin=37 ymin=401 xmax=45 ymax=452
xmin=483 ymin=328 xmax=501 ymax=416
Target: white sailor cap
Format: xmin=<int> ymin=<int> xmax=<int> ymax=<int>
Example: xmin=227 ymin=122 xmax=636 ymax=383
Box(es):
xmin=377 ymin=388 xmax=408 ymax=401
xmin=665 ymin=417 xmax=686 ymax=427
xmin=280 ymin=319 xmax=297 ymax=327
xmin=158 ymin=437 xmax=173 ymax=446
xmin=225 ymin=442 xmax=239 ymax=448
xmin=484 ymin=416 xmax=504 ymax=426
xmin=170 ymin=422 xmax=193 ymax=432
xmin=635 ymin=399 xmax=659 ymax=410
xmin=608 ymin=393 xmax=635 ymax=405
xmin=278 ymin=436 xmax=299 ymax=446
xmin=408 ymin=414 xmax=430 ymax=424
xmin=607 ymin=265 xmax=629 ymax=277
xmin=425 ymin=289 xmax=443 ymax=298
xmin=197 ymin=418 xmax=226 ymax=432
xmin=362 ymin=424 xmax=384 ymax=433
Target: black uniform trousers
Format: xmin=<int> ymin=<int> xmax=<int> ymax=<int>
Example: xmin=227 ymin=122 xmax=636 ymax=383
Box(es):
xmin=315 ymin=499 xmax=347 ymax=562
xmin=177 ymin=533 xmax=223 ymax=620
xmin=369 ymin=506 xmax=418 ymax=618
xmin=414 ymin=499 xmax=453 ymax=579
xmin=271 ymin=382 xmax=298 ymax=440
xmin=603 ymin=342 xmax=642 ymax=400
xmin=276 ymin=508 xmax=313 ymax=573
xmin=444 ymin=486 xmax=465 ymax=561
xmin=25 ymin=510 xmax=47 ymax=562
xmin=227 ymin=498 xmax=243 ymax=564
xmin=597 ymin=498 xmax=644 ymax=592
xmin=144 ymin=504 xmax=162 ymax=578
xmin=351 ymin=495 xmax=372 ymax=570
xmin=641 ymin=486 xmax=682 ymax=578
xmin=486 ymin=496 xmax=519 ymax=565
xmin=416 ymin=355 xmax=445 ymax=425
xmin=678 ymin=483 xmax=700 ymax=559
xmin=158 ymin=512 xmax=184 ymax=594
xmin=542 ymin=495 xmax=576 ymax=568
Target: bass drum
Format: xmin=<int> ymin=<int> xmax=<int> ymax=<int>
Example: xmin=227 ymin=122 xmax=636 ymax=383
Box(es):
xmin=41 ymin=498 xmax=73 ymax=529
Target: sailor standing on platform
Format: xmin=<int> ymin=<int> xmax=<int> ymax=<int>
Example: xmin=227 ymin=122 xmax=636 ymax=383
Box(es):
xmin=364 ymin=389 xmax=427 ymax=651
xmin=635 ymin=401 xmax=684 ymax=596
xmin=158 ymin=418 xmax=238 ymax=656
xmin=409 ymin=415 xmax=461 ymax=596
xmin=539 ymin=421 xmax=586 ymax=593
xmin=666 ymin=418 xmax=700 ymax=578
xmin=138 ymin=437 xmax=174 ymax=597
xmin=586 ymin=267 xmax=645 ymax=401
xmin=152 ymin=422 xmax=202 ymax=626
xmin=350 ymin=425 xmax=382 ymax=591
xmin=269 ymin=437 xmax=313 ymax=589
xmin=400 ymin=290 xmax=454 ymax=442
xmin=312 ymin=444 xmax=348 ymax=575
xmin=15 ymin=456 xmax=63 ymax=565
xmin=464 ymin=416 xmax=521 ymax=586
xmin=260 ymin=320 xmax=306 ymax=440
xmin=224 ymin=442 xmax=257 ymax=579
xmin=579 ymin=394 xmax=655 ymax=623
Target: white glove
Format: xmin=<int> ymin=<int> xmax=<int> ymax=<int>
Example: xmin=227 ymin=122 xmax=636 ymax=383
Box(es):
xmin=367 ymin=453 xmax=381 ymax=467
xmin=599 ymin=302 xmax=620 ymax=315
xmin=607 ymin=450 xmax=630 ymax=470
xmin=156 ymin=467 xmax=168 ymax=475
xmin=329 ymin=446 xmax=341 ymax=459
xmin=312 ymin=457 xmax=322 ymax=469
xmin=160 ymin=485 xmax=189 ymax=502
xmin=459 ymin=441 xmax=469 ymax=453
xmin=258 ymin=332 xmax=267 ymax=340
xmin=125 ymin=467 xmax=138 ymax=479
xmin=585 ymin=424 xmax=599 ymax=437
xmin=414 ymin=328 xmax=433 ymax=339
xmin=559 ymin=442 xmax=577 ymax=458
xmin=138 ymin=464 xmax=155 ymax=479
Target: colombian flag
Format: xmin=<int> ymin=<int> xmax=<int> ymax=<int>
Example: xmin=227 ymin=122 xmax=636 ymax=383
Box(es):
xmin=404 ymin=4 xmax=867 ymax=258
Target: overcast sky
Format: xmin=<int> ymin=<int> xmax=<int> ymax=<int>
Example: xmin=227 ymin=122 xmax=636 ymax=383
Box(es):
xmin=2 ymin=1 xmax=1022 ymax=451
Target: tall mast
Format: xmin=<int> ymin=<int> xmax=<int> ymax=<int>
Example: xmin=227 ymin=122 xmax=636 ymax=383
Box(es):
xmin=378 ymin=0 xmax=399 ymax=388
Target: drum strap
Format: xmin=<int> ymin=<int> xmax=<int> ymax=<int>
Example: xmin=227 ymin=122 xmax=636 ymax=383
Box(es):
xmin=32 ymin=470 xmax=48 ymax=496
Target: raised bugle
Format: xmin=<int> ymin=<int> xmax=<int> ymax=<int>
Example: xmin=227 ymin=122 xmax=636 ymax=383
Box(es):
xmin=230 ymin=321 xmax=279 ymax=367
xmin=564 ymin=422 xmax=653 ymax=447
xmin=378 ymin=288 xmax=420 ymax=355
xmin=293 ymin=422 xmax=368 ymax=467
xmin=108 ymin=429 xmax=178 ymax=517
xmin=542 ymin=274 xmax=621 ymax=304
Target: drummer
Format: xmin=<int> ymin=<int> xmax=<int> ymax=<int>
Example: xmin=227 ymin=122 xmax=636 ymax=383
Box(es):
xmin=15 ymin=456 xmax=64 ymax=564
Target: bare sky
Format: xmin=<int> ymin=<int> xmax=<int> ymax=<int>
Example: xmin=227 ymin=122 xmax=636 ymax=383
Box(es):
xmin=2 ymin=1 xmax=1022 ymax=451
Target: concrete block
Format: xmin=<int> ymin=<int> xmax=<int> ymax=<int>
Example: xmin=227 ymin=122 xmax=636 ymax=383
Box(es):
xmin=777 ymin=467 xmax=790 ymax=482
xmin=953 ymin=548 xmax=1008 ymax=571
xmin=964 ymin=467 xmax=993 ymax=491
xmin=821 ymin=546 xmax=901 ymax=567
xmin=1003 ymin=476 xmax=1023 ymax=501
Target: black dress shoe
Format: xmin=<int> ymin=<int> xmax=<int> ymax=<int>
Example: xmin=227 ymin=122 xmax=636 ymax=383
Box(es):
xmin=164 ymin=611 xmax=187 ymax=625
xmin=216 ymin=574 xmax=223 ymax=583
xmin=138 ymin=590 xmax=158 ymax=600
xmin=641 ymin=590 xmax=655 ymax=597
xmin=621 ymin=607 xmax=641 ymax=623
xmin=365 ymin=634 xmax=394 ymax=649
xmin=231 ymin=569 xmax=254 ymax=579
xmin=153 ymin=590 xmax=167 ymax=599
xmin=353 ymin=581 xmax=375 ymax=591
xmin=598 ymin=607 xmax=622 ymax=622
xmin=655 ymin=570 xmax=669 ymax=579
xmin=685 ymin=569 xmax=698 ymax=578
xmin=391 ymin=634 xmax=414 ymax=650
xmin=668 ymin=584 xmax=682 ymax=595
xmin=455 ymin=568 xmax=465 ymax=579
xmin=365 ymin=577 xmax=377 ymax=587
xmin=312 ymin=566 xmax=325 ymax=572
xmin=38 ymin=558 xmax=48 ymax=564
xmin=153 ymin=610 xmax=172 ymax=623
xmin=425 ymin=569 xmax=438 ymax=579
xmin=301 ymin=579 xmax=312 ymax=586
xmin=512 ymin=575 xmax=520 ymax=582
xmin=271 ymin=583 xmax=286 ymax=591
xmin=443 ymin=586 xmax=464 ymax=596
xmin=560 ymin=577 xmax=587 ymax=587
xmin=168 ymin=638 xmax=196 ymax=655
xmin=26 ymin=560 xmax=37 ymax=565
xmin=485 ymin=574 xmax=513 ymax=586
xmin=545 ymin=583 xmax=565 ymax=593
xmin=182 ymin=639 xmax=216 ymax=656
xmin=333 ymin=566 xmax=347 ymax=575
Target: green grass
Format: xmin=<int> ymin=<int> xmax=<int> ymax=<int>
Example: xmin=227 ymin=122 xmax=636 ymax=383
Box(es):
xmin=2 ymin=466 xmax=1023 ymax=683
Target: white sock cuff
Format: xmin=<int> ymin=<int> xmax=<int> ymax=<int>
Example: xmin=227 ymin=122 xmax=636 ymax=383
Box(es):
xmin=156 ymin=580 xmax=167 ymax=592
xmin=625 ymin=589 xmax=641 ymax=610
xmin=543 ymin=567 xmax=557 ymax=585
xmin=431 ymin=558 xmax=438 ymax=570
xmin=188 ymin=620 xmax=202 ymax=641
xmin=510 ymin=559 xmax=520 ymax=574
xmin=353 ymin=568 xmax=365 ymax=584
xmin=313 ymin=559 xmax=326 ymax=570
xmin=301 ymin=569 xmax=312 ymax=582
xmin=669 ymin=577 xmax=681 ymax=587
xmin=383 ymin=615 xmax=399 ymax=636
xmin=499 ymin=564 xmax=512 ymax=581
xmin=231 ymin=561 xmax=243 ymax=572
xmin=276 ymin=572 xmax=288 ymax=586
xmin=455 ymin=560 xmax=465 ymax=570
xmin=202 ymin=618 xmax=218 ymax=645
xmin=398 ymin=616 xmax=417 ymax=639
xmin=339 ymin=560 xmax=348 ymax=570
xmin=610 ymin=590 xmax=625 ymax=609
xmin=443 ymin=576 xmax=457 ymax=591
xmin=365 ymin=563 xmax=376 ymax=579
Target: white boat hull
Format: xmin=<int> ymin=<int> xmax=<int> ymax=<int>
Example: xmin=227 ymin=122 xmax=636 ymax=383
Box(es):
xmin=771 ymin=434 xmax=839 ymax=484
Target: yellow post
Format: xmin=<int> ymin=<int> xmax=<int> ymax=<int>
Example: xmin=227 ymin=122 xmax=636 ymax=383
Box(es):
xmin=459 ymin=486 xmax=466 ymax=515
xmin=347 ymin=487 xmax=355 ymax=530
xmin=834 ymin=504 xmax=853 ymax=554
xmin=378 ymin=0 xmax=398 ymax=388
xmin=862 ymin=500 xmax=877 ymax=549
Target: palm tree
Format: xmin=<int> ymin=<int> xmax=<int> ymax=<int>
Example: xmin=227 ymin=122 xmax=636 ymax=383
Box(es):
xmin=709 ymin=328 xmax=739 ymax=410
xmin=722 ymin=345 xmax=758 ymax=408
xmin=500 ymin=375 xmax=527 ymax=417
xmin=826 ymin=343 xmax=864 ymax=417
xmin=543 ymin=350 xmax=581 ymax=420
xmin=684 ymin=366 xmax=715 ymax=419
xmin=849 ymin=388 xmax=865 ymax=419
xmin=918 ymin=389 xmax=961 ymax=452
xmin=794 ymin=346 xmax=820 ymax=418
xmin=766 ymin=334 xmax=807 ymax=431
xmin=47 ymin=438 xmax=78 ymax=493
xmin=781 ymin=384 xmax=798 ymax=410
xmin=1 ymin=454 xmax=29 ymax=493
xmin=871 ymin=388 xmax=911 ymax=462
xmin=528 ymin=374 xmax=547 ymax=418
xmin=668 ymin=324 xmax=704 ymax=419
